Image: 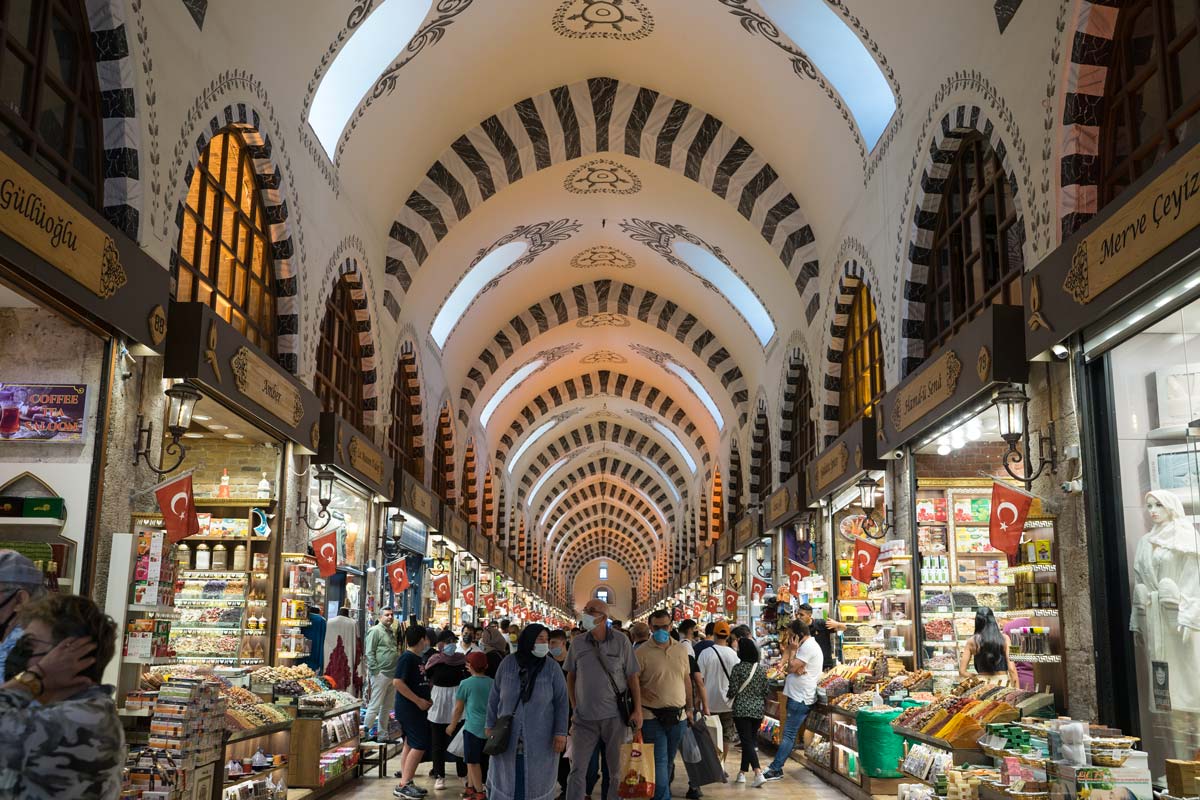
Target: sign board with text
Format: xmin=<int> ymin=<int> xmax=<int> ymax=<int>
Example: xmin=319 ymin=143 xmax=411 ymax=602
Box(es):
xmin=0 ymin=383 xmax=87 ymax=442
xmin=316 ymin=411 xmax=394 ymax=499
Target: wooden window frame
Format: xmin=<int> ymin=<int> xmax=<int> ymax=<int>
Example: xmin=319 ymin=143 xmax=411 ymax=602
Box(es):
xmin=790 ymin=364 xmax=817 ymax=476
xmin=388 ymin=362 xmax=422 ymax=481
xmin=838 ymin=282 xmax=885 ymax=431
xmin=314 ymin=276 xmax=365 ymax=428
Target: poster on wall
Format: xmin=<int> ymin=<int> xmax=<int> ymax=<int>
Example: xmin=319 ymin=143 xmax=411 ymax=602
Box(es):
xmin=0 ymin=383 xmax=86 ymax=442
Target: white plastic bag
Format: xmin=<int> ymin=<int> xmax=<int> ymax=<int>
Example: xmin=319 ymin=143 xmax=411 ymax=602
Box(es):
xmin=448 ymin=727 xmax=465 ymax=759
xmin=680 ymin=726 xmax=701 ymax=763
xmin=703 ymin=714 xmax=723 ymax=753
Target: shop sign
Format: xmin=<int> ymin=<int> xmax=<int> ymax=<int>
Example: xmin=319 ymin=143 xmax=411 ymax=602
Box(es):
xmin=316 ymin=412 xmax=393 ymax=498
xmin=397 ymin=470 xmax=437 ymax=529
xmin=230 ymin=346 xmax=305 ymax=428
xmin=766 ymin=474 xmax=803 ymax=527
xmin=812 ymin=442 xmax=849 ymax=496
xmin=0 ymin=383 xmax=86 ymax=442
xmin=348 ymin=434 xmax=384 ymax=485
xmin=446 ymin=511 xmax=468 ymax=549
xmin=733 ymin=511 xmax=759 ymax=551
xmin=891 ymin=350 xmax=962 ymax=434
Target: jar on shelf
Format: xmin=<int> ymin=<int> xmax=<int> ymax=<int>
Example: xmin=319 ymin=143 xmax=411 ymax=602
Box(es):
xmin=176 ymin=542 xmax=191 ymax=570
xmin=232 ymin=544 xmax=247 ymax=571
xmin=212 ymin=544 xmax=228 ymax=570
xmin=195 ymin=543 xmax=211 ymax=571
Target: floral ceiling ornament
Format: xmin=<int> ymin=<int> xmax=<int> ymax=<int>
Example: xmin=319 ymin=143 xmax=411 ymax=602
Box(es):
xmin=476 ymin=218 xmax=584 ymax=295
xmin=571 ymin=245 xmax=636 ymax=269
xmin=564 ymin=158 xmax=641 ymax=195
xmin=577 ymin=313 xmax=630 ymax=329
xmin=552 ymin=0 xmax=654 ymax=40
xmin=581 ymin=350 xmax=628 ymax=364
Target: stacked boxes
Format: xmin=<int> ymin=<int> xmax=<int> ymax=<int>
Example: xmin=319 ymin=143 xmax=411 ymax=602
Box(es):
xmin=147 ymin=678 xmax=227 ymax=775
xmin=132 ymin=529 xmax=177 ymax=607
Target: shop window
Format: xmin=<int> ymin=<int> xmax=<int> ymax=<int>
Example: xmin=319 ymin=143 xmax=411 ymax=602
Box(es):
xmin=789 ymin=362 xmax=817 ymax=476
xmin=838 ymin=282 xmax=885 ymax=431
xmin=1100 ymin=0 xmax=1200 ymax=206
xmin=176 ymin=129 xmax=278 ymax=355
xmin=314 ymin=275 xmax=365 ymax=428
xmin=923 ymin=133 xmax=1023 ymax=354
xmin=599 ymin=561 xmax=608 ymax=581
xmin=432 ymin=404 xmax=453 ymax=503
xmin=387 ymin=353 xmax=423 ymax=481
xmin=462 ymin=440 xmax=478 ymax=524
xmin=0 ymin=0 xmax=103 ymax=207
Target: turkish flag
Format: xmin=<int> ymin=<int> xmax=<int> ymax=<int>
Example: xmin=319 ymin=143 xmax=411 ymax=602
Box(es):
xmin=751 ymin=576 xmax=769 ymax=604
xmin=693 ymin=601 xmax=703 ymax=619
xmin=461 ymin=583 xmax=476 ymax=608
xmin=312 ymin=529 xmax=339 ymax=577
xmin=482 ymin=593 xmax=496 ymax=612
xmin=850 ymin=537 xmax=881 ymax=584
xmin=673 ymin=605 xmax=683 ymax=621
xmin=433 ymin=573 xmax=451 ymax=604
xmin=154 ymin=473 xmax=199 ymax=543
xmin=723 ymin=588 xmax=738 ymax=615
xmin=990 ymin=481 xmax=1033 ymax=562
xmin=787 ymin=559 xmax=813 ymax=596
xmin=706 ymin=595 xmax=719 ymax=613
xmin=387 ymin=559 xmax=410 ymax=593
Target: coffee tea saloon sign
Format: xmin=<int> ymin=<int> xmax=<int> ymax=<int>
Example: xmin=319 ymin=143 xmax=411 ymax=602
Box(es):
xmin=0 ymin=384 xmax=87 ymax=443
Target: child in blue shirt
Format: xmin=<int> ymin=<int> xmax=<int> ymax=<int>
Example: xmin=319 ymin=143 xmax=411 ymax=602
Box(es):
xmin=448 ymin=651 xmax=495 ymax=799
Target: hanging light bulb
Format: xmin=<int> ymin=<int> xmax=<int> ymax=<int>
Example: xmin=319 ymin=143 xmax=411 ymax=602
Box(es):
xmin=950 ymin=427 xmax=966 ymax=450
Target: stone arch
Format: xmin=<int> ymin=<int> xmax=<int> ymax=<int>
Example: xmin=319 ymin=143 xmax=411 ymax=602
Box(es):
xmin=460 ymin=279 xmax=749 ymax=427
xmin=899 ymin=104 xmax=1028 ymax=378
xmin=821 ymin=259 xmax=884 ymax=446
xmin=779 ymin=346 xmax=816 ymax=481
xmin=750 ymin=396 xmax=772 ymax=504
xmin=435 ymin=401 xmax=456 ymax=503
xmin=309 ymin=261 xmax=379 ymax=427
xmin=544 ymin=480 xmax=668 ymax=535
xmin=551 ymin=512 xmax=657 ymax=560
xmin=387 ymin=76 xmax=819 ymax=311
xmin=390 ymin=340 xmax=425 ymax=478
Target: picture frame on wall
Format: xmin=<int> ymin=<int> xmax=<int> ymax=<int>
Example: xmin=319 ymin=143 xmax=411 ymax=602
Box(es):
xmin=1153 ymin=365 xmax=1200 ymax=428
xmin=1146 ymin=442 xmax=1200 ymax=509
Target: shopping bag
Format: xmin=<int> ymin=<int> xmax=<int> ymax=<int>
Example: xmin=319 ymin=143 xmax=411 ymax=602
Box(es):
xmin=702 ymin=714 xmax=723 ymax=753
xmin=447 ymin=727 xmax=465 ymax=759
xmin=617 ymin=734 xmax=656 ymax=799
xmin=680 ymin=726 xmax=701 ymax=764
xmin=683 ymin=719 xmax=725 ymax=787
xmin=564 ymin=734 xmax=575 ymax=762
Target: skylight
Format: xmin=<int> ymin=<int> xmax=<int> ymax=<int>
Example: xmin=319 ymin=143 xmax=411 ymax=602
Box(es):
xmin=664 ymin=360 xmax=724 ymax=432
xmin=432 ymin=241 xmax=529 ymax=348
xmin=759 ymin=0 xmax=897 ymax=150
xmin=674 ymin=241 xmax=775 ymax=346
xmin=648 ymin=419 xmax=697 ymax=474
xmin=509 ymin=419 xmax=557 ymax=474
xmin=308 ymin=0 xmax=433 ymax=158
xmin=480 ymin=358 xmax=542 ymax=428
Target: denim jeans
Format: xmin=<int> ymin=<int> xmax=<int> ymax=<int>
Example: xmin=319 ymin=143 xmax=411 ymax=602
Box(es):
xmin=641 ymin=716 xmax=685 ymax=800
xmin=767 ymin=698 xmax=811 ymax=773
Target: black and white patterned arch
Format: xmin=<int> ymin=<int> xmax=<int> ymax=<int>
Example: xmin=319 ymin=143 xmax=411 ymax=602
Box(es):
xmin=169 ymin=104 xmax=301 ymax=373
xmin=309 ymin=260 xmax=379 ymax=426
xmin=900 ymin=104 xmax=1026 ymax=377
xmin=460 ymin=279 xmax=748 ymax=427
xmin=749 ymin=397 xmax=771 ymax=501
xmin=544 ymin=482 xmax=667 ymax=536
xmin=551 ymin=510 xmax=658 ymax=559
xmin=516 ymin=421 xmax=690 ymax=497
xmin=525 ymin=456 xmax=676 ymax=517
xmin=387 ymin=76 xmax=819 ymax=310
xmin=820 ymin=261 xmax=868 ymax=447
xmin=779 ymin=347 xmax=814 ymax=481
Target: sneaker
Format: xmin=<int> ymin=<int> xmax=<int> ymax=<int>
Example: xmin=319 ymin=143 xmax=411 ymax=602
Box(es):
xmin=762 ymin=769 xmax=783 ymax=783
xmin=752 ymin=774 xmax=767 ymax=788
xmin=685 ymin=789 xmax=703 ymax=799
xmin=736 ymin=773 xmax=746 ymax=784
xmin=435 ymin=779 xmax=447 ymax=790
xmin=414 ymin=787 xmax=430 ymax=796
xmin=396 ymin=786 xmax=425 ymax=799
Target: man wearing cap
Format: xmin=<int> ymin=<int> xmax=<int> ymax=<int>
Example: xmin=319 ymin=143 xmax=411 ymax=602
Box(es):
xmin=696 ymin=620 xmax=739 ymax=765
xmin=0 ymin=551 xmax=46 ymax=678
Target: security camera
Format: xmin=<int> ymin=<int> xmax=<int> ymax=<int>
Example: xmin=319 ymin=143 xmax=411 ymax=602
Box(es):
xmin=1050 ymin=344 xmax=1070 ymax=361
xmin=1060 ymin=479 xmax=1082 ymax=494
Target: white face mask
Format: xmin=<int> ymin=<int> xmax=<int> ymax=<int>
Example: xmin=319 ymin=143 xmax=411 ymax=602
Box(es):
xmin=532 ymin=642 xmax=550 ymax=658
xmin=581 ymin=613 xmax=601 ymax=632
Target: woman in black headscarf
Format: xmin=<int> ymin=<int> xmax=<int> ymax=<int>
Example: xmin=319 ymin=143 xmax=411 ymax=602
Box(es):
xmin=485 ymin=624 xmax=569 ymax=800
xmin=425 ymin=629 xmax=469 ymax=787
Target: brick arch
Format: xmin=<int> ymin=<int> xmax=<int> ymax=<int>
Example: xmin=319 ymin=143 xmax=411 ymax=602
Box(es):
xmin=548 ymin=502 xmax=661 ymax=555
xmin=169 ymin=105 xmax=302 ymax=374
xmin=749 ymin=396 xmax=772 ymax=504
xmin=544 ymin=479 xmax=669 ymax=537
xmin=1059 ymin=1 xmax=1120 ymax=239
xmin=386 ymin=76 xmax=819 ymax=311
xmin=390 ymin=342 xmax=425 ymax=477
xmin=460 ymin=280 xmax=749 ymax=428
xmin=435 ymin=402 xmax=456 ymax=504
xmin=311 ymin=264 xmax=379 ymax=426
xmin=496 ymin=370 xmax=709 ymax=465
xmin=899 ymin=106 xmax=1027 ymax=377
xmin=525 ymin=456 xmax=678 ymax=520
xmin=560 ymin=529 xmax=653 ymax=574
xmin=820 ymin=260 xmax=880 ymax=446
xmin=779 ymin=346 xmax=816 ymax=480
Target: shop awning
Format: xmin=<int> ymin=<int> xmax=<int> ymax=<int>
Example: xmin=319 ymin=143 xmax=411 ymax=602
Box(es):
xmin=164 ymin=302 xmax=322 ymax=452
xmin=0 ymin=144 xmax=170 ymax=354
xmin=806 ymin=415 xmax=885 ymax=501
xmin=876 ymin=305 xmax=1027 ymax=454
xmin=765 ymin=473 xmax=804 ymax=528
xmin=315 ymin=411 xmax=395 ymax=499
xmin=1023 ymin=132 xmax=1200 ymax=360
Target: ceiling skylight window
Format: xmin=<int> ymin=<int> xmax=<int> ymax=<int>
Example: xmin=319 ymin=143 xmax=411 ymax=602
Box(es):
xmin=664 ymin=360 xmax=724 ymax=432
xmin=308 ymin=0 xmax=433 ymax=158
xmin=673 ymin=241 xmax=775 ymax=346
xmin=759 ymin=0 xmax=897 ymax=150
xmin=480 ymin=357 xmax=542 ymax=428
xmin=648 ymin=419 xmax=697 ymax=474
xmin=432 ymin=241 xmax=529 ymax=348
xmin=509 ymin=419 xmax=557 ymax=474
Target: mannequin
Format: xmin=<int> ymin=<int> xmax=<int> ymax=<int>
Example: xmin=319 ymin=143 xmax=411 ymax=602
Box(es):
xmin=324 ymin=606 xmax=358 ymax=694
xmin=1130 ymin=490 xmax=1200 ymax=712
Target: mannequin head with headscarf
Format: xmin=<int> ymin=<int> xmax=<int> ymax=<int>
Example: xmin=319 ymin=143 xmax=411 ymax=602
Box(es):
xmin=1145 ymin=489 xmax=1198 ymax=552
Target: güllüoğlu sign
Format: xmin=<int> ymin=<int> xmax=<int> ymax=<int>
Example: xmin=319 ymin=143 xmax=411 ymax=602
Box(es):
xmin=1064 ymin=138 xmax=1200 ymax=304
xmin=0 ymin=384 xmax=87 ymax=442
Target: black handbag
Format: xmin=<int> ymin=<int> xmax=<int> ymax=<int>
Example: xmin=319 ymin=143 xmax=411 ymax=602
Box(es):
xmin=483 ymin=670 xmax=530 ymax=755
xmin=590 ymin=636 xmax=634 ymax=726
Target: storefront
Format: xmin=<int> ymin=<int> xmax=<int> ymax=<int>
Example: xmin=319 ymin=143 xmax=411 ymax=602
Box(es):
xmin=1023 ymin=132 xmax=1200 ymax=776
xmin=875 ymin=305 xmax=1065 ymax=698
xmin=731 ymin=509 xmax=762 ymax=627
xmin=0 ymin=143 xmax=170 ymax=596
xmin=387 ymin=467 xmax=438 ymax=620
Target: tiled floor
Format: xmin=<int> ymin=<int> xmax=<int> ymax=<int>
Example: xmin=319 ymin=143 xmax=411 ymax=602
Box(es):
xmin=337 ymin=749 xmax=846 ymax=800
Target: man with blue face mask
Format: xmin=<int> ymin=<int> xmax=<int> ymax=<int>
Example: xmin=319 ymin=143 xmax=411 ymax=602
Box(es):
xmin=635 ymin=610 xmax=693 ymax=800
xmin=0 ymin=551 xmax=47 ymax=679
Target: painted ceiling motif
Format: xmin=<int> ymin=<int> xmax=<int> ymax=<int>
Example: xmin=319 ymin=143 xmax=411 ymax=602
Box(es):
xmin=552 ymin=0 xmax=655 ymax=41
xmin=571 ymin=245 xmax=636 ymax=269
xmin=564 ymin=158 xmax=642 ymax=194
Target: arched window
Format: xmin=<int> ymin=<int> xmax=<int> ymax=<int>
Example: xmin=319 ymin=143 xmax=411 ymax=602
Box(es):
xmin=176 ymin=129 xmax=278 ymax=355
xmin=711 ymin=468 xmax=723 ymax=541
xmin=387 ymin=353 xmax=423 ymax=481
xmin=753 ymin=413 xmax=772 ymax=508
xmin=431 ymin=403 xmax=454 ymax=503
xmin=462 ymin=440 xmax=478 ymax=523
xmin=789 ymin=363 xmax=817 ymax=476
xmin=314 ymin=275 xmax=365 ymax=428
xmin=839 ymin=283 xmax=885 ymax=431
xmin=0 ymin=0 xmax=104 ymax=207
xmin=924 ymin=133 xmax=1023 ymax=353
xmin=482 ymin=471 xmax=495 ymax=536
xmin=1101 ymin=0 xmax=1200 ymax=205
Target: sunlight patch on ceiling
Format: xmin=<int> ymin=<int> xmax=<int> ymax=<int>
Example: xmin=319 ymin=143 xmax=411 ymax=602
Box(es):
xmin=673 ymin=241 xmax=774 ymax=347
xmin=665 ymin=360 xmax=724 ymax=432
xmin=480 ymin=357 xmax=542 ymax=428
xmin=649 ymin=419 xmax=697 ymax=474
xmin=509 ymin=419 xmax=557 ymax=474
xmin=759 ymin=0 xmax=896 ymax=149
xmin=432 ymin=241 xmax=529 ymax=348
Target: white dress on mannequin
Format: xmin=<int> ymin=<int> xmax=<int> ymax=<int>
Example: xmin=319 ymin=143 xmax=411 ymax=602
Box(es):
xmin=1130 ymin=490 xmax=1200 ymax=712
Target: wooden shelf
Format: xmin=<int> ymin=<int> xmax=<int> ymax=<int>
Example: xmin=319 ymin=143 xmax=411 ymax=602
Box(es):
xmin=226 ymin=720 xmax=292 ymax=744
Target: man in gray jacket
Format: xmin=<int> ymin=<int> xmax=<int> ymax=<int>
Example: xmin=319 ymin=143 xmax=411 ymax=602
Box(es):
xmin=364 ymin=607 xmax=399 ymax=738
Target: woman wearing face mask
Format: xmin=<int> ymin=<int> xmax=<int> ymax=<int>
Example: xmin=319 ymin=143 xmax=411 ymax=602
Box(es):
xmin=486 ymin=624 xmax=569 ymax=800
xmin=506 ymin=625 xmax=522 ymax=654
xmin=426 ymin=630 xmax=470 ymax=788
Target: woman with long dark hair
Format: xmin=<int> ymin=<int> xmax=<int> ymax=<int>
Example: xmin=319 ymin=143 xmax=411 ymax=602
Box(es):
xmin=485 ymin=624 xmax=569 ymax=800
xmin=959 ymin=607 xmax=1018 ymax=685
xmin=726 ymin=637 xmax=770 ymax=787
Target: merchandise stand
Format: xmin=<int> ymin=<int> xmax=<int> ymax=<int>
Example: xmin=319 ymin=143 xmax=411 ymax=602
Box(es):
xmin=288 ymin=702 xmax=363 ymax=790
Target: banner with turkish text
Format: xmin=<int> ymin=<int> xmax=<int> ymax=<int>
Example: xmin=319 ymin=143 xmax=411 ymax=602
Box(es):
xmin=990 ymin=481 xmax=1033 ymax=562
xmin=723 ymin=588 xmax=738 ymax=615
xmin=312 ymin=529 xmax=339 ymax=577
xmin=850 ymin=537 xmax=881 ymax=584
xmin=153 ymin=473 xmax=199 ymax=544
xmin=751 ymin=576 xmax=769 ymax=605
xmin=386 ymin=559 xmax=410 ymax=593
xmin=432 ymin=573 xmax=451 ymax=604
xmin=461 ymin=583 xmax=476 ymax=608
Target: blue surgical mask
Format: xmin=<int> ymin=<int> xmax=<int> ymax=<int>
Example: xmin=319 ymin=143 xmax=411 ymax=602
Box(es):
xmin=532 ymin=643 xmax=550 ymax=658
xmin=443 ymin=644 xmax=457 ymax=655
xmin=651 ymin=629 xmax=670 ymax=644
xmin=549 ymin=646 xmax=564 ymax=658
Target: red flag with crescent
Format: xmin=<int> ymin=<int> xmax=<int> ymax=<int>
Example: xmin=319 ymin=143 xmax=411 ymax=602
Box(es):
xmin=850 ymin=537 xmax=881 ymax=584
xmin=787 ymin=559 xmax=813 ymax=596
xmin=386 ymin=559 xmax=410 ymax=593
xmin=433 ymin=573 xmax=451 ymax=604
xmin=312 ymin=529 xmax=339 ymax=577
xmin=153 ymin=473 xmax=199 ymax=544
xmin=673 ymin=605 xmax=683 ymax=622
xmin=482 ymin=593 xmax=496 ymax=612
xmin=723 ymin=588 xmax=738 ymax=615
xmin=693 ymin=601 xmax=703 ymax=618
xmin=461 ymin=583 xmax=476 ymax=608
xmin=751 ymin=576 xmax=769 ymax=604
xmin=989 ymin=481 xmax=1033 ymax=562
xmin=706 ymin=595 xmax=719 ymax=613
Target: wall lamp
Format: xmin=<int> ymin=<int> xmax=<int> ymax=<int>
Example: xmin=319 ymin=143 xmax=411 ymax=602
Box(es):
xmin=994 ymin=384 xmax=1058 ymax=482
xmin=133 ymin=381 xmax=203 ymax=475
xmin=855 ymin=475 xmax=892 ymax=539
xmin=298 ymin=466 xmax=336 ymax=530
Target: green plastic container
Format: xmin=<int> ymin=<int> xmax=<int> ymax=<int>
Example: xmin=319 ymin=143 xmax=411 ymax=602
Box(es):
xmin=856 ymin=707 xmax=905 ymax=778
